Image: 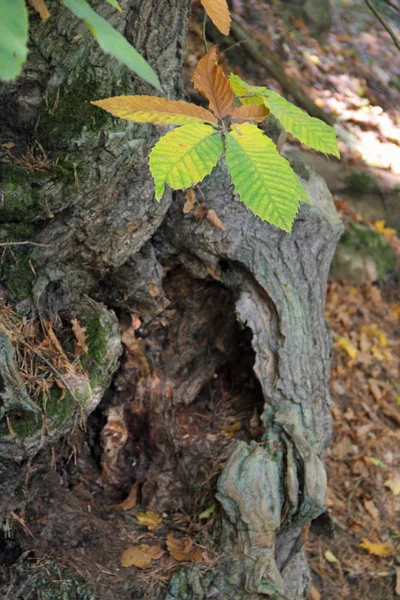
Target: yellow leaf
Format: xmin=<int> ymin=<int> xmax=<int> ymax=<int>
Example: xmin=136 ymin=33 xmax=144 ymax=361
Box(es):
xmin=166 ymin=534 xmax=202 ymax=563
xmin=92 ymin=95 xmax=217 ymax=125
xmin=384 ymin=474 xmax=400 ymax=496
xmin=360 ymin=539 xmax=393 ymax=557
xmin=135 ymin=511 xmax=163 ymax=530
xmin=231 ymin=104 xmax=269 ymax=122
xmin=324 ymin=550 xmax=339 ymax=563
xmin=371 ymin=345 xmax=385 ymax=362
xmin=28 ymin=0 xmax=50 ymax=20
xmin=337 ymin=337 xmax=358 ymax=360
xmin=220 ymin=421 xmax=240 ymax=438
xmin=191 ymin=46 xmax=234 ymax=119
xmin=120 ymin=544 xmax=164 ymax=568
xmin=200 ymin=0 xmax=231 ymax=35
xmin=374 ymin=220 xmax=397 ymax=239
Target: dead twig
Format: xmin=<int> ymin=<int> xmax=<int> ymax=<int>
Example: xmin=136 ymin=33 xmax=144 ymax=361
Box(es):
xmin=381 ymin=0 xmax=400 ymax=15
xmin=0 ymin=241 xmax=51 ymax=248
xmin=365 ymin=0 xmax=400 ymax=52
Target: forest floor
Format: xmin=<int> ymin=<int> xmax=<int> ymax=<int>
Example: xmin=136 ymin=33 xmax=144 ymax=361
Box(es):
xmin=187 ymin=1 xmax=400 ymax=598
xmin=2 ymin=2 xmax=400 ymax=599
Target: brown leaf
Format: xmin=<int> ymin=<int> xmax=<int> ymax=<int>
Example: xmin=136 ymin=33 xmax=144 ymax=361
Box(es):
xmin=191 ymin=46 xmax=234 ymax=119
xmin=360 ymin=539 xmax=393 ymax=557
xmin=28 ymin=0 xmax=50 ymax=20
xmin=43 ymin=321 xmax=69 ymax=364
xmin=308 ymin=585 xmax=321 ymax=600
xmin=120 ymin=544 xmax=164 ymax=568
xmin=396 ymin=568 xmax=400 ymax=596
xmin=194 ymin=204 xmax=208 ymax=222
xmin=166 ymin=534 xmax=202 ymax=563
xmin=111 ymin=483 xmax=138 ymax=511
xmin=135 ymin=511 xmax=163 ymax=530
xmin=231 ymin=104 xmax=269 ymax=122
xmin=363 ymin=499 xmax=380 ymax=521
xmin=71 ymin=318 xmax=88 ymax=355
xmin=206 ymin=209 xmax=225 ymax=230
xmin=200 ymin=0 xmax=231 ymax=35
xmin=183 ymin=189 xmax=196 ymax=214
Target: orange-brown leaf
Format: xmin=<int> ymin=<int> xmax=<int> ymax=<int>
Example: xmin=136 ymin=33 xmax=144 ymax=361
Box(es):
xmin=28 ymin=0 xmax=50 ymax=20
xmin=231 ymin=104 xmax=269 ymax=122
xmin=120 ymin=544 xmax=164 ymax=568
xmin=191 ymin=46 xmax=234 ymax=119
xmin=200 ymin=0 xmax=231 ymax=35
xmin=166 ymin=534 xmax=202 ymax=563
xmin=91 ymin=96 xmax=217 ymax=125
xmin=71 ymin=318 xmax=89 ymax=355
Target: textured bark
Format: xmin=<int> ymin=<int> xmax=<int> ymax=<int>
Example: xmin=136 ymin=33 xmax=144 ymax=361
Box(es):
xmin=0 ymin=2 xmax=342 ymax=599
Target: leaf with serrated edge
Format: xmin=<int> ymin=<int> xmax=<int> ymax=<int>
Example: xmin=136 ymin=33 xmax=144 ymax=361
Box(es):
xmin=229 ymin=75 xmax=339 ymax=157
xmin=200 ymin=0 xmax=231 ymax=35
xmin=149 ymin=124 xmax=223 ymax=200
xmin=63 ymin=0 xmax=161 ymax=90
xmin=0 ymin=0 xmax=29 ymax=81
xmin=105 ymin=0 xmax=121 ymax=10
xmin=91 ymin=96 xmax=217 ymax=125
xmin=192 ymin=47 xmax=234 ymax=119
xmin=225 ymin=123 xmax=307 ymax=231
xmin=231 ymin=104 xmax=269 ymax=122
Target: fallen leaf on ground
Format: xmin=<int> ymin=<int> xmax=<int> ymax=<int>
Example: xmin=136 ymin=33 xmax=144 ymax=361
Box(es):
xmin=324 ymin=550 xmax=339 ymax=563
xmin=199 ymin=503 xmax=215 ymax=519
xmin=360 ymin=539 xmax=393 ymax=557
xmin=166 ymin=534 xmax=202 ymax=563
xmin=384 ymin=474 xmax=400 ymax=496
xmin=308 ymin=585 xmax=321 ymax=600
xmin=111 ymin=483 xmax=138 ymax=511
xmin=220 ymin=421 xmax=240 ymax=438
xmin=363 ymin=499 xmax=380 ymax=521
xmin=120 ymin=544 xmax=164 ymax=568
xmin=337 ymin=337 xmax=358 ymax=360
xmin=135 ymin=511 xmax=163 ymax=530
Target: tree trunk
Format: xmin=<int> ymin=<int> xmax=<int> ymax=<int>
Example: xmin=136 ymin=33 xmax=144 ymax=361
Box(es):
xmin=0 ymin=2 xmax=342 ymax=599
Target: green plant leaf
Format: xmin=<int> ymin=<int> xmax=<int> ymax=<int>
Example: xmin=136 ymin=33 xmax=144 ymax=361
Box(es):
xmin=105 ymin=0 xmax=121 ymax=10
xmin=225 ymin=123 xmax=308 ymax=231
xmin=149 ymin=124 xmax=223 ymax=200
xmin=63 ymin=0 xmax=161 ymax=90
xmin=229 ymin=74 xmax=339 ymax=157
xmin=0 ymin=0 xmax=29 ymax=81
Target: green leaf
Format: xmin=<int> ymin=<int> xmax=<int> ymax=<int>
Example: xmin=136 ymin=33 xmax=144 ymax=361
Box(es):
xmin=149 ymin=124 xmax=223 ymax=200
xmin=0 ymin=0 xmax=29 ymax=81
xmin=63 ymin=0 xmax=161 ymax=90
xmin=225 ymin=123 xmax=308 ymax=231
xmin=229 ymin=74 xmax=339 ymax=157
xmin=105 ymin=0 xmax=121 ymax=10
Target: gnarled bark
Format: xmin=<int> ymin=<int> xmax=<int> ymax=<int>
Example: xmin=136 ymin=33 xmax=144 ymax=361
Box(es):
xmin=0 ymin=2 xmax=342 ymax=598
